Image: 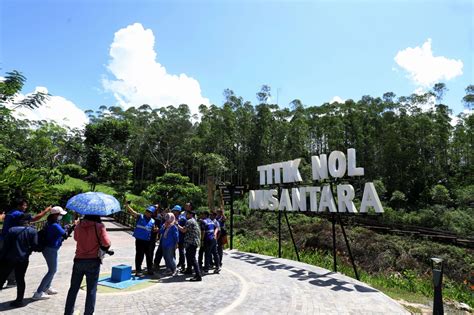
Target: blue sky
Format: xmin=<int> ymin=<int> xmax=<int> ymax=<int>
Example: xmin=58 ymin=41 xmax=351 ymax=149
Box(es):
xmin=1 ymin=0 xmax=472 ymax=127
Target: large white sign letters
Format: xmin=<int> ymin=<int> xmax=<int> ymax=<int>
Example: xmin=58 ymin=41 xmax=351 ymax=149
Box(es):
xmin=249 ymin=149 xmax=383 ymax=213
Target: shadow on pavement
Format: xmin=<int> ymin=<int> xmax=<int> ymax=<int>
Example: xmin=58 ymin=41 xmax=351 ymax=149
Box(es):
xmin=0 ymin=298 xmax=40 ymax=311
xmin=230 ymin=251 xmax=378 ymax=293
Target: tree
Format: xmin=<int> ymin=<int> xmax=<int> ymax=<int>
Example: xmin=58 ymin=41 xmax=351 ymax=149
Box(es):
xmin=143 ymin=173 xmax=203 ymax=208
xmin=256 ymin=85 xmax=271 ymax=104
xmin=461 ymin=85 xmax=474 ymax=110
xmin=0 ymin=70 xmax=49 ymax=109
xmin=432 ymin=82 xmax=448 ymax=102
xmin=431 ymin=184 xmax=452 ymax=205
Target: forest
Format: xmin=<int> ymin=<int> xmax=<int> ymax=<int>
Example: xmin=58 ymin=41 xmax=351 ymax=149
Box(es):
xmin=1 ymin=70 xmax=473 ymax=308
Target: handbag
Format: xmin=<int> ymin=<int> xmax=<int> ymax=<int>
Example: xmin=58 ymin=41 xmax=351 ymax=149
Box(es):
xmin=94 ymin=223 xmax=106 ymax=263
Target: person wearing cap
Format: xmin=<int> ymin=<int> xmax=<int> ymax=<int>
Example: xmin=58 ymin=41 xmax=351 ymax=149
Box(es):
xmin=32 ymin=206 xmax=70 ymax=300
xmin=125 ymin=203 xmax=156 ymax=276
xmin=0 ymin=198 xmax=51 ymax=288
xmin=0 ymin=214 xmax=39 ymax=308
xmin=171 ymin=204 xmax=187 ymax=271
xmin=201 ymin=210 xmax=221 ymax=274
xmin=178 ymin=204 xmax=202 ymax=281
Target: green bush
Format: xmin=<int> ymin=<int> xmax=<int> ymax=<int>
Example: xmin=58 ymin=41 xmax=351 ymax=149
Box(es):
xmin=453 ymin=185 xmax=474 ymax=208
xmin=430 ymin=184 xmax=452 ymax=205
xmin=58 ymin=164 xmax=87 ymax=179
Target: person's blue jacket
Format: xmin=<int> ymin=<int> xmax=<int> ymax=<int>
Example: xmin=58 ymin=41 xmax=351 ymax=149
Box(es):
xmin=0 ymin=210 xmax=32 ymax=240
xmin=160 ymin=224 xmax=178 ymax=249
xmin=177 ymin=213 xmax=187 ymax=244
xmin=1 ymin=226 xmax=38 ymax=262
xmin=45 ymin=221 xmax=66 ymax=249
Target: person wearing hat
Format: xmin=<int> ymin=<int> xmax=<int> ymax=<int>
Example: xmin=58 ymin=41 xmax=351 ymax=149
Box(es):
xmin=177 ymin=204 xmax=202 ymax=281
xmin=171 ymin=204 xmax=187 ymax=272
xmin=125 ymin=203 xmax=156 ymax=276
xmin=33 ymin=206 xmax=70 ymax=300
xmin=0 ymin=213 xmax=39 ymax=308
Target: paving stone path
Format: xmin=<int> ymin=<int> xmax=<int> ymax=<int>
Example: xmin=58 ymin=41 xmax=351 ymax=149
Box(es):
xmin=0 ymin=221 xmax=408 ymax=314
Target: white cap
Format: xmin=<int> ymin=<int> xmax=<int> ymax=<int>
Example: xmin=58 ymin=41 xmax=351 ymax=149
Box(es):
xmin=51 ymin=206 xmax=67 ymax=215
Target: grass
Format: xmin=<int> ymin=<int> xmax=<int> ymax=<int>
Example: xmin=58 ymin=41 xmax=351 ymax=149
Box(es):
xmin=80 ymin=273 xmax=159 ymax=293
xmin=233 ymin=234 xmax=474 ymax=308
xmin=53 ymin=176 xmax=146 ymax=203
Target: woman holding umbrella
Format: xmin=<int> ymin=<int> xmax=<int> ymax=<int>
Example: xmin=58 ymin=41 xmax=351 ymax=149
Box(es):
xmin=64 ymin=192 xmax=116 ymax=315
xmin=125 ymin=203 xmax=156 ymax=276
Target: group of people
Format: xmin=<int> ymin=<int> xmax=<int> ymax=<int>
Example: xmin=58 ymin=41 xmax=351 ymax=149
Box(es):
xmin=0 ymin=198 xmax=227 ymax=315
xmin=125 ymin=202 xmax=228 ymax=283
xmin=0 ymin=198 xmax=111 ymax=314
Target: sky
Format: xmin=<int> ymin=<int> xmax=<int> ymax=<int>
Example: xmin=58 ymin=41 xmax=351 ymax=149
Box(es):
xmin=1 ymin=0 xmax=472 ymax=128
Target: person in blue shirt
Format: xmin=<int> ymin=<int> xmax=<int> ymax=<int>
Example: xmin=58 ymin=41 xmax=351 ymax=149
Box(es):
xmin=153 ymin=207 xmax=167 ymax=270
xmin=201 ymin=211 xmax=221 ymax=274
xmin=0 ymin=199 xmax=50 ymax=288
xmin=160 ymin=212 xmax=179 ymax=276
xmin=149 ymin=203 xmax=162 ymax=269
xmin=125 ymin=203 xmax=156 ymax=276
xmin=0 ymin=214 xmax=38 ymax=308
xmin=216 ymin=209 xmax=227 ymax=266
xmin=171 ymin=204 xmax=187 ymax=272
xmin=33 ymin=206 xmax=69 ymax=300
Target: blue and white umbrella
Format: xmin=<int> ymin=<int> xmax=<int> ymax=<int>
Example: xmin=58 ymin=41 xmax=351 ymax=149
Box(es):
xmin=66 ymin=192 xmax=122 ymax=216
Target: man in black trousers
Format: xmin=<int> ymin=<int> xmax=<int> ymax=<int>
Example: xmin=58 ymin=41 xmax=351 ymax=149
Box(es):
xmin=178 ymin=206 xmax=202 ymax=281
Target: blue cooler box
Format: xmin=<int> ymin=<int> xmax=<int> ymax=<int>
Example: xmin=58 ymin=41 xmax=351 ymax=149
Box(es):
xmin=111 ymin=264 xmax=132 ymax=282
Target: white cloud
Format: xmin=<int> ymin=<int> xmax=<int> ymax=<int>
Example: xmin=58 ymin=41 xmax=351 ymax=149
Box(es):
xmin=8 ymin=87 xmax=89 ymax=130
xmin=102 ymin=23 xmax=210 ymax=115
xmin=394 ymin=38 xmax=463 ymax=87
xmin=330 ymin=96 xmax=345 ymax=104
xmin=451 ymin=108 xmax=473 ymax=126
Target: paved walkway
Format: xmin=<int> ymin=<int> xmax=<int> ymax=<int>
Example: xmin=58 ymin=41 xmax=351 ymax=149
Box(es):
xmin=0 ymin=221 xmax=408 ymax=314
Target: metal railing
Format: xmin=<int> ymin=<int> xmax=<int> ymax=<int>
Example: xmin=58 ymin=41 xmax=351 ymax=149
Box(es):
xmin=112 ymin=211 xmax=137 ymax=229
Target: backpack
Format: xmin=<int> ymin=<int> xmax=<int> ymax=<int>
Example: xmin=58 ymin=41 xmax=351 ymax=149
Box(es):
xmin=34 ymin=223 xmax=48 ymax=252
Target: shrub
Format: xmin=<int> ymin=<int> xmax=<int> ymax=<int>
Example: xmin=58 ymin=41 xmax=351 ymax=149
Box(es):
xmin=58 ymin=164 xmax=87 ymax=179
xmin=430 ymin=184 xmax=452 ymax=205
xmin=390 ymin=190 xmax=406 ymax=209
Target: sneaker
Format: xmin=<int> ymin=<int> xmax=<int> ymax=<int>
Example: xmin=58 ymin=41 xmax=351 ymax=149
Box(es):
xmin=9 ymin=300 xmax=25 ymax=308
xmin=45 ymin=288 xmax=58 ymax=295
xmin=214 ymin=267 xmax=221 ymax=274
xmin=190 ymin=276 xmax=202 ymax=282
xmin=32 ymin=291 xmax=50 ymax=300
xmin=172 ymin=270 xmax=178 ymax=277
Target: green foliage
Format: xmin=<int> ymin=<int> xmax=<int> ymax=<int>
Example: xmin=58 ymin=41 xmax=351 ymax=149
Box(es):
xmin=0 ymin=167 xmax=58 ymax=211
xmin=389 ymin=190 xmax=406 ymax=209
xmin=453 ymin=185 xmax=474 ymax=207
xmin=373 ymin=179 xmax=387 ymax=200
xmin=58 ymin=164 xmax=87 ymax=179
xmin=143 ymin=173 xmax=203 ymax=208
xmin=0 ymin=70 xmax=49 ymax=109
xmin=430 ymin=184 xmax=452 ymax=205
